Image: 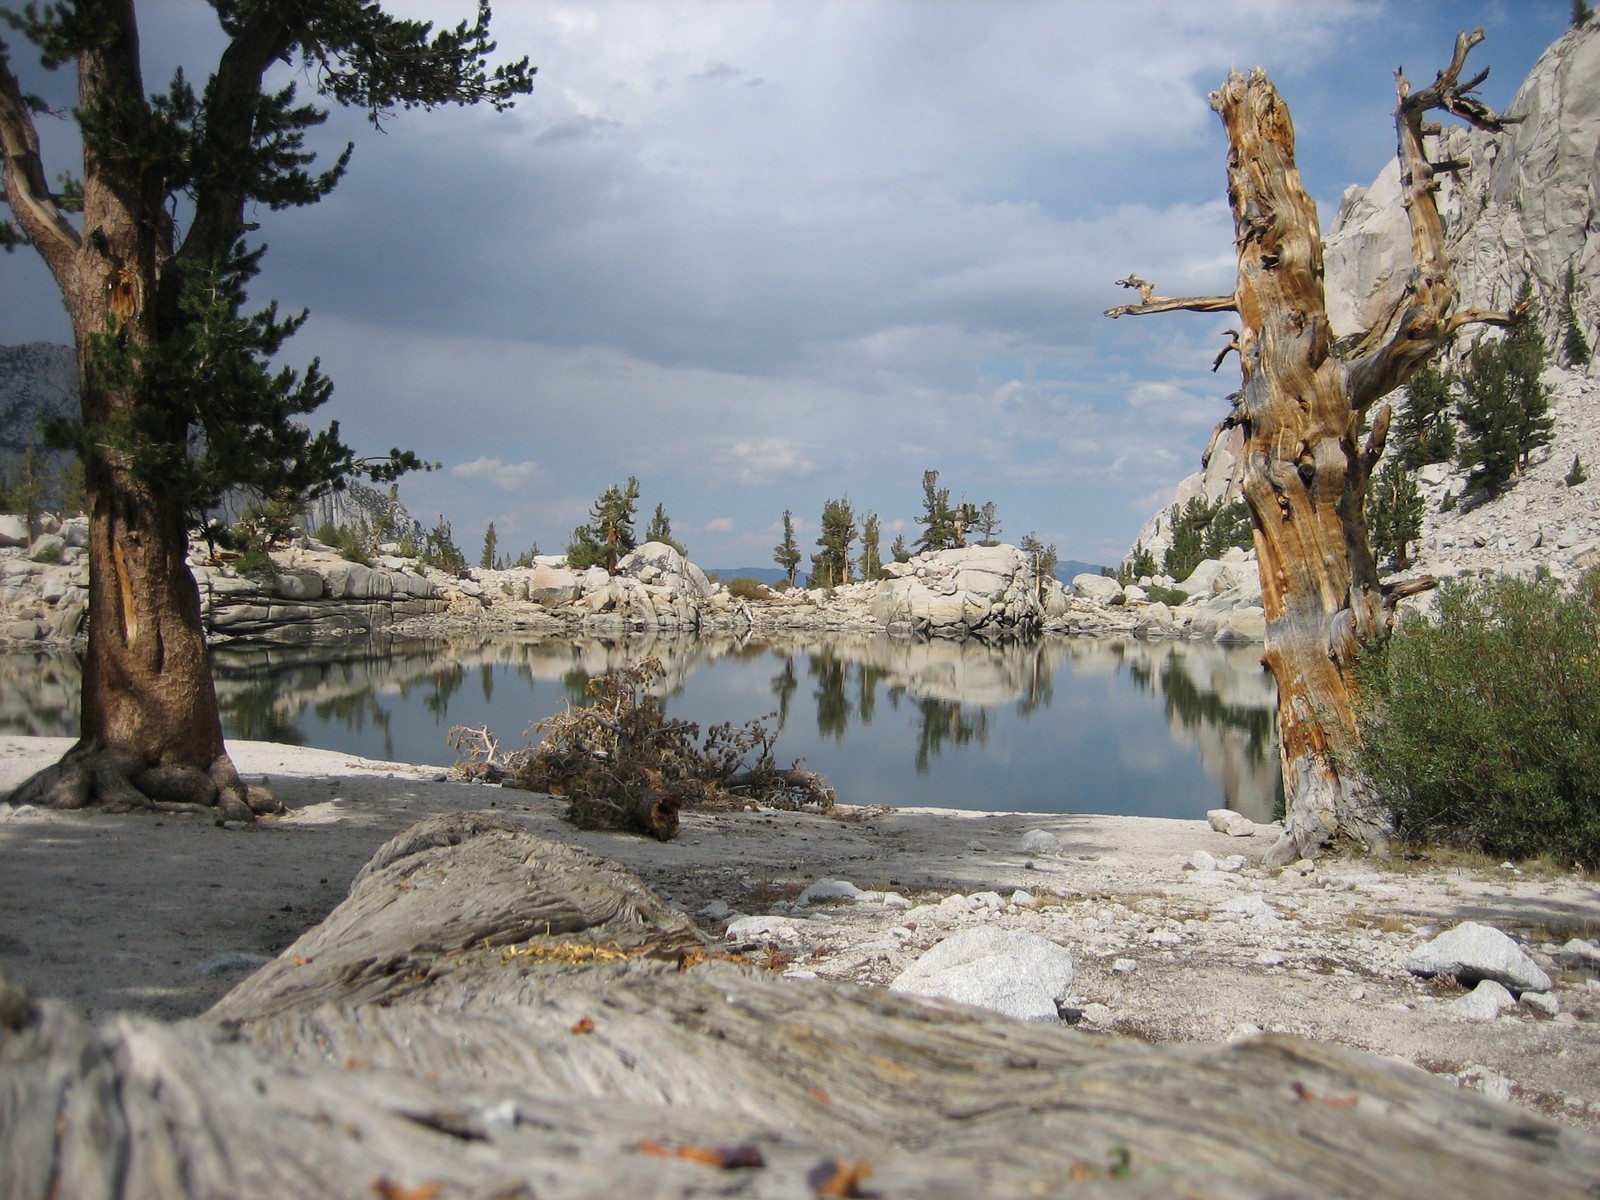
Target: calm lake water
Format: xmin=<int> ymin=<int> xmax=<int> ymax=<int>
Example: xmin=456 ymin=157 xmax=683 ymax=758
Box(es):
xmin=0 ymin=633 xmax=1282 ymax=822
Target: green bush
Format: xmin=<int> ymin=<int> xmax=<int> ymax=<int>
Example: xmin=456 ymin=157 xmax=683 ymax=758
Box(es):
xmin=1142 ymin=584 xmax=1190 ymax=607
xmin=725 ymin=576 xmax=772 ymax=600
xmin=1355 ymin=571 xmax=1600 ymax=866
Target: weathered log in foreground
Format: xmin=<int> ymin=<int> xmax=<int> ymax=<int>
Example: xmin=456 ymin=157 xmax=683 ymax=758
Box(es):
xmin=3 ymin=812 xmax=1598 ymax=1199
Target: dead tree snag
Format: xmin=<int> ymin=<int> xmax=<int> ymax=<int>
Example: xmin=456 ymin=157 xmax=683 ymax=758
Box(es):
xmin=1108 ymin=31 xmax=1517 ymax=864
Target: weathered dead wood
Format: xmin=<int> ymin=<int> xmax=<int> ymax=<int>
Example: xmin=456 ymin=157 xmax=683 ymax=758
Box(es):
xmin=1104 ymin=273 xmax=1237 ymax=319
xmin=3 ymin=812 xmax=1598 ymax=1199
xmin=1110 ymin=32 xmax=1518 ymax=866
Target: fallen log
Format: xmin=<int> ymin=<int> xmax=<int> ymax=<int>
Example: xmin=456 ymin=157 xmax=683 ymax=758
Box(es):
xmin=2 ymin=810 xmax=1598 ymax=1198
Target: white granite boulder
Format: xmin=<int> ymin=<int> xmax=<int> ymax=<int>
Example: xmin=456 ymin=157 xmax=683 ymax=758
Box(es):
xmin=0 ymin=515 xmax=27 ymax=547
xmin=1404 ymin=922 xmax=1552 ymax=994
xmin=889 ymin=927 xmax=1074 ymax=1023
xmin=1451 ymin=979 xmax=1518 ymax=1022
xmin=1072 ymin=573 xmax=1122 ymax=603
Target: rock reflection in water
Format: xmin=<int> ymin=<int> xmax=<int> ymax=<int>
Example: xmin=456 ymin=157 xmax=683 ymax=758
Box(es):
xmin=1 ymin=632 xmax=1281 ymax=820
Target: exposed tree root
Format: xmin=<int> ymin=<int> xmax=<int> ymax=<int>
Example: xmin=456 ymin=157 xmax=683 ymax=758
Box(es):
xmin=4 ymin=742 xmax=281 ymax=823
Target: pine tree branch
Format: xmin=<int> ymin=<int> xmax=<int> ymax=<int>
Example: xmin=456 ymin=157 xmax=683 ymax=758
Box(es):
xmin=175 ymin=10 xmax=298 ymax=267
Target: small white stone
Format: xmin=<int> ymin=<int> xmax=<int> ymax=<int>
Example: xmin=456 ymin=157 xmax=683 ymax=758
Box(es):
xmin=1521 ymin=990 xmax=1561 ymax=1017
xmin=1450 ymin=979 xmax=1517 ymax=1022
xmin=1111 ymin=958 xmax=1138 ymax=975
xmin=1081 ymin=1002 xmax=1114 ymax=1026
xmin=1229 ymin=1022 xmax=1263 ymax=1042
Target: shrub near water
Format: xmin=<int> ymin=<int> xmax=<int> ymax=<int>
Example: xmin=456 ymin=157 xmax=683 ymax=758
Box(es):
xmin=1355 ymin=571 xmax=1600 ymax=866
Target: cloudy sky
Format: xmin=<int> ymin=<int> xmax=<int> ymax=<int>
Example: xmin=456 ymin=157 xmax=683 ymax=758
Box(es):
xmin=1 ymin=0 xmax=1572 ymax=569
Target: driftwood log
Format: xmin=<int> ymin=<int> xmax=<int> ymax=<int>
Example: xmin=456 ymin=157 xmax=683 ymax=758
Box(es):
xmin=3 ymin=811 xmax=1598 ymax=1199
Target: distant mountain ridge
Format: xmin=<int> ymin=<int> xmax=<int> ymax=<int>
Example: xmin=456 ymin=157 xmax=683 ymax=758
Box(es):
xmin=0 ymin=342 xmax=75 ymax=469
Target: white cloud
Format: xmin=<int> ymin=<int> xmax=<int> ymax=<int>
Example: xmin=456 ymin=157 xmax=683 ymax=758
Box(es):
xmin=724 ymin=437 xmax=817 ymax=486
xmin=704 ymin=517 xmax=735 ymax=533
xmin=450 ymin=457 xmax=546 ymax=490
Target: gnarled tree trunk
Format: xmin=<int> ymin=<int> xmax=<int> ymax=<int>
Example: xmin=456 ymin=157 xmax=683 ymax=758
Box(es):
xmin=1109 ymin=31 xmax=1515 ymax=864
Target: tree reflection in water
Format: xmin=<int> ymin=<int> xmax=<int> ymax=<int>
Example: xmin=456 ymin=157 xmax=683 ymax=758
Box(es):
xmin=0 ymin=632 xmax=1282 ymax=819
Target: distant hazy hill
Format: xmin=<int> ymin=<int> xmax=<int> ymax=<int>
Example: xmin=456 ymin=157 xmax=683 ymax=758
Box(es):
xmin=1058 ymin=559 xmax=1105 ymax=581
xmin=706 ymin=566 xmax=790 ymax=585
xmin=0 ymin=342 xmax=76 ymax=469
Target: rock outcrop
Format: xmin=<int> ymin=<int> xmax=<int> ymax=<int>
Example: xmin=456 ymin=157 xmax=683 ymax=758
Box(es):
xmin=871 ymin=544 xmax=1061 ymax=639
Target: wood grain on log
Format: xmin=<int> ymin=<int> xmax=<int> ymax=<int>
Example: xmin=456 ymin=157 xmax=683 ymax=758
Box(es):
xmin=3 ymin=813 xmax=1598 ymax=1198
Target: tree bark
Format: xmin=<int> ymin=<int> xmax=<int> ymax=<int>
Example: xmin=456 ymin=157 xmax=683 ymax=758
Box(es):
xmin=1114 ymin=32 xmax=1515 ymax=865
xmin=2 ymin=812 xmax=1596 ymax=1199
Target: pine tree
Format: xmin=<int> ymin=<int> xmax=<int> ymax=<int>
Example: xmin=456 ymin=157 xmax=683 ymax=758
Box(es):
xmin=1201 ymin=499 xmax=1253 ymax=559
xmin=1457 ymin=281 xmax=1553 ymax=499
xmin=1162 ymin=497 xmax=1213 ymax=581
xmin=9 ymin=446 xmax=49 ymax=537
xmin=914 ymin=470 xmax=956 ymax=552
xmin=567 ymin=477 xmax=640 ymax=572
xmin=0 ymin=2 xmax=532 ymax=817
xmin=1124 ymin=543 xmax=1157 ymax=582
xmin=861 ymin=512 xmax=883 ymax=580
xmin=773 ymin=509 xmax=802 ymax=586
xmin=1561 ymin=264 xmax=1591 ymax=368
xmin=1393 ymin=365 xmax=1459 ymax=468
xmin=809 ymin=496 xmax=856 ymax=588
xmin=1019 ymin=533 xmax=1058 ymax=598
xmin=480 ymin=522 xmax=499 ymax=570
xmin=890 ymin=533 xmax=911 ymax=562
xmin=645 ymin=502 xmax=686 ymax=556
xmin=976 ymin=501 xmax=1001 ymax=546
xmin=1574 ymin=0 xmax=1594 ymax=29
xmin=59 ymin=456 xmax=86 ymax=517
xmin=1368 ymin=458 xmax=1424 ymax=570
xmin=424 ymin=516 xmax=467 ymax=576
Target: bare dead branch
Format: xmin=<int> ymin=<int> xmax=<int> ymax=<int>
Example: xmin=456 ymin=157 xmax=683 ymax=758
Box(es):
xmin=1106 ymin=295 xmax=1237 ymax=319
xmin=1444 ymin=305 xmax=1520 ymax=337
xmin=1115 ymin=273 xmax=1157 ymax=303
xmin=1346 ymin=31 xmax=1515 ymax=410
xmin=1212 ymin=330 xmax=1242 ymax=372
xmin=1106 ymin=273 xmax=1236 ymax=318
xmin=1362 ymin=404 xmax=1392 ymax=475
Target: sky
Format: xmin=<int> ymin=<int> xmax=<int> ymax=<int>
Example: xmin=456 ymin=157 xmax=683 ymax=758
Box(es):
xmin=0 ymin=0 xmax=1575 ymax=569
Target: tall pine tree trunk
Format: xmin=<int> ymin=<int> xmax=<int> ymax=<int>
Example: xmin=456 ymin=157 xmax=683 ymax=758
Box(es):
xmin=3 ymin=7 xmax=269 ymax=818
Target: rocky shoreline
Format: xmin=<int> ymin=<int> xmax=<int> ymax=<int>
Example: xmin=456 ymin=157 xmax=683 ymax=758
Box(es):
xmin=0 ymin=517 xmax=1268 ymax=649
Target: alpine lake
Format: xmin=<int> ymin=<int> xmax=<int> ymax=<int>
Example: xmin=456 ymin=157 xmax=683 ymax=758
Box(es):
xmin=2 ymin=632 xmax=1282 ymax=822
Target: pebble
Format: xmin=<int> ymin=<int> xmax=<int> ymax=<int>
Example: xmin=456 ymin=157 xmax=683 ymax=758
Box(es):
xmin=1111 ymin=958 xmax=1138 ymax=975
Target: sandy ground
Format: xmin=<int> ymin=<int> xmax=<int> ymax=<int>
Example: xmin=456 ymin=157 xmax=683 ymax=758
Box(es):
xmin=4 ymin=734 xmax=1600 ymax=1135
